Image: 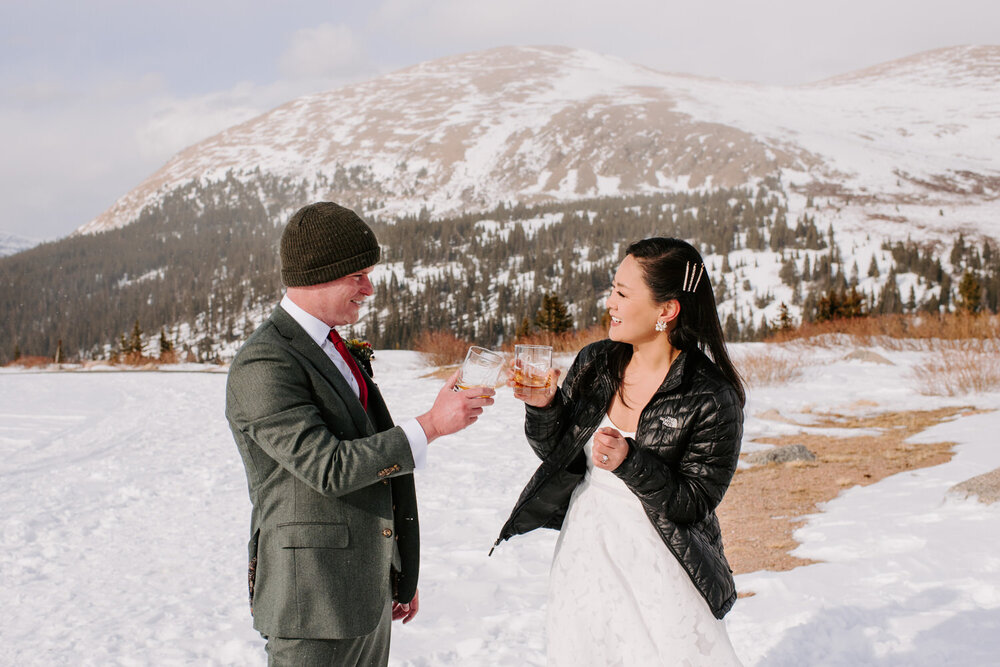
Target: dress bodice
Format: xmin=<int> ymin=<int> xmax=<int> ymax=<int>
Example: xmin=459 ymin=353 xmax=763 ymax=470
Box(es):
xmin=582 ymin=414 xmax=636 ymax=496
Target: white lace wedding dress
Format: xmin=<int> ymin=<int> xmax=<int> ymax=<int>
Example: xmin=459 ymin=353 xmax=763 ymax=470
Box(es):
xmin=546 ymin=415 xmax=743 ymax=666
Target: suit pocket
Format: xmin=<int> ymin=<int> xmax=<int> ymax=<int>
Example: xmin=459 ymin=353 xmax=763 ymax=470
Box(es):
xmin=278 ymin=522 xmax=350 ymax=549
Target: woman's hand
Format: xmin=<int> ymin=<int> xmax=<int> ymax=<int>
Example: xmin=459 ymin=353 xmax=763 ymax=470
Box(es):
xmin=507 ymin=361 xmax=561 ymax=408
xmin=592 ymin=427 xmax=629 ymax=472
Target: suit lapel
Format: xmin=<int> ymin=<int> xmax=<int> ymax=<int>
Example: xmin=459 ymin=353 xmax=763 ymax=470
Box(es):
xmin=359 ymin=365 xmax=393 ymax=429
xmin=271 ymin=305 xmax=375 ymax=436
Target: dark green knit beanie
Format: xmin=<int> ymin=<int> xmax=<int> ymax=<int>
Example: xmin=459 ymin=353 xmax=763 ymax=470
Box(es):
xmin=280 ymin=202 xmax=381 ymax=287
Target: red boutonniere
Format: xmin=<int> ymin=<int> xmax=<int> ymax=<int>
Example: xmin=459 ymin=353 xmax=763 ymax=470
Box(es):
xmin=345 ymin=338 xmax=375 ymax=376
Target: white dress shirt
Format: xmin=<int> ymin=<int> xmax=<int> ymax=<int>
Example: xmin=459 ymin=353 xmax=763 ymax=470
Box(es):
xmin=280 ymin=294 xmax=428 ymax=469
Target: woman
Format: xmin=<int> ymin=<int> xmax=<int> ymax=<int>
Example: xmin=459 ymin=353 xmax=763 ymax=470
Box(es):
xmin=494 ymin=238 xmax=745 ymax=665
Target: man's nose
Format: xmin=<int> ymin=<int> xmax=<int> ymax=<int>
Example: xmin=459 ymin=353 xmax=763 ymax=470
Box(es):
xmin=360 ymin=275 xmax=374 ymax=295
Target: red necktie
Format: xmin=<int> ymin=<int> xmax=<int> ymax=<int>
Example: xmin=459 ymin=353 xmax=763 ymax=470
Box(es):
xmin=328 ymin=329 xmax=368 ymax=409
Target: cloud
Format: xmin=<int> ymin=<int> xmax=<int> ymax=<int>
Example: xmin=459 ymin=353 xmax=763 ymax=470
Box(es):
xmin=0 ymin=75 xmax=276 ymax=238
xmin=278 ymin=23 xmax=367 ymax=80
xmin=0 ymin=20 xmax=379 ymax=238
xmin=135 ymin=84 xmax=269 ymax=160
xmin=366 ymin=0 xmax=1000 ymax=85
xmin=134 ymin=72 xmax=384 ymax=162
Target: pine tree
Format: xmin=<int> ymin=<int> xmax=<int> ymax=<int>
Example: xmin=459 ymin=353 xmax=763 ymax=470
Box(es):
xmin=724 ymin=314 xmax=740 ymax=342
xmin=515 ymin=317 xmax=533 ymax=338
xmin=158 ymin=327 xmax=176 ymax=362
xmin=877 ymin=271 xmax=904 ymax=315
xmin=534 ymin=294 xmax=573 ymax=334
xmin=778 ymin=256 xmax=799 ymax=287
xmin=842 ymin=286 xmax=865 ymax=318
xmin=920 ymin=293 xmax=941 ymax=314
xmin=957 ymin=271 xmax=981 ymax=314
xmin=756 ymin=316 xmax=772 ymax=340
xmin=939 ymin=273 xmax=952 ymax=309
xmin=158 ymin=327 xmax=172 ymax=353
xmin=776 ymin=303 xmax=794 ymax=331
xmin=815 ymin=290 xmax=839 ymax=322
xmin=950 ymin=234 xmax=966 ymax=267
xmin=55 ymin=338 xmax=63 ymax=364
xmin=129 ymin=319 xmax=144 ymax=356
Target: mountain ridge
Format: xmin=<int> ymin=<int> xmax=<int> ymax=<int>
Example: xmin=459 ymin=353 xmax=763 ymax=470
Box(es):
xmin=77 ymin=45 xmax=1000 ymax=241
xmin=0 ymin=232 xmax=39 ymax=258
xmin=811 ymin=44 xmax=1000 ymax=88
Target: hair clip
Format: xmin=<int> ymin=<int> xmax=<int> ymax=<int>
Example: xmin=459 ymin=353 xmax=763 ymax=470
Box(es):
xmin=683 ymin=261 xmax=705 ymax=293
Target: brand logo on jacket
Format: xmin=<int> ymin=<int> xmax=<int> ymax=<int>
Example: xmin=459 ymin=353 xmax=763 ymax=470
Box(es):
xmin=659 ymin=416 xmax=679 ymax=428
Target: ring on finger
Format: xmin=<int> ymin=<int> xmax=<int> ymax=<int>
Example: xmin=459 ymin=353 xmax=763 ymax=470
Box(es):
xmin=601 ymin=454 xmax=609 ymax=464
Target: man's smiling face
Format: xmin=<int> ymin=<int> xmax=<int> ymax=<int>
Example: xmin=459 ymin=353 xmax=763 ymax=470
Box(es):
xmin=297 ymin=266 xmax=375 ymax=327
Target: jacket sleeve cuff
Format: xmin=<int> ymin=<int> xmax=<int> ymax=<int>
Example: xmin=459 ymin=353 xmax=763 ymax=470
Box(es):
xmin=613 ymin=437 xmax=641 ymax=481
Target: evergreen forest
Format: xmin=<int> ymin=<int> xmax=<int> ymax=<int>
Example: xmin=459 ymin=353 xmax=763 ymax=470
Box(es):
xmin=1 ymin=173 xmax=997 ymax=364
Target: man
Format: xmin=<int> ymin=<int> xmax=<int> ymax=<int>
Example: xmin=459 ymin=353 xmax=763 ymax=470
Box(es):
xmin=226 ymin=202 xmax=494 ymax=665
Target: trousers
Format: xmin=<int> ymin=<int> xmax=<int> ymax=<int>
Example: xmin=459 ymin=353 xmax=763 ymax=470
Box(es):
xmin=265 ymin=599 xmax=392 ymax=666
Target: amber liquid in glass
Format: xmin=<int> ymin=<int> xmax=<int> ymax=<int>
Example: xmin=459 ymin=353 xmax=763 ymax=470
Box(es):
xmin=512 ymin=367 xmax=548 ymax=399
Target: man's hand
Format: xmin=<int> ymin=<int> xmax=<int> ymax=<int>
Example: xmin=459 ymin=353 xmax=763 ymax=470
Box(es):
xmin=392 ymin=588 xmax=419 ymax=624
xmin=416 ymin=371 xmax=495 ymax=443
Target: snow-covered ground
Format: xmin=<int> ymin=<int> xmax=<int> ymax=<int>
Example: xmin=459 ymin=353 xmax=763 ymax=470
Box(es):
xmin=2 ymin=344 xmax=999 ymax=666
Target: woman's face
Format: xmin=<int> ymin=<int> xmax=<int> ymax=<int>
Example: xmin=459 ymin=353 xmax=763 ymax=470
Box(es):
xmin=607 ymin=255 xmax=671 ymax=345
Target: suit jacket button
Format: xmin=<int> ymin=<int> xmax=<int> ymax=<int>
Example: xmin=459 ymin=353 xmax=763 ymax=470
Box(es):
xmin=382 ymin=528 xmax=393 ymax=538
xmin=383 ymin=480 xmax=389 ymax=485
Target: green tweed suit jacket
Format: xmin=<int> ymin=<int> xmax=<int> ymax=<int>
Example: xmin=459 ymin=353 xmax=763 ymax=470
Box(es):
xmin=226 ymin=305 xmax=419 ymax=640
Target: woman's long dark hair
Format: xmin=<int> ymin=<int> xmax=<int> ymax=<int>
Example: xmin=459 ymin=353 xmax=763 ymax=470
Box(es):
xmin=607 ymin=237 xmax=746 ymax=407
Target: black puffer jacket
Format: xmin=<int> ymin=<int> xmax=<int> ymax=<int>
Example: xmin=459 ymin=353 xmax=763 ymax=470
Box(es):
xmin=493 ymin=339 xmax=744 ymax=619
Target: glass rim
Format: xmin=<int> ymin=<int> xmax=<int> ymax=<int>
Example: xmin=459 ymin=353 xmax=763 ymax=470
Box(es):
xmin=466 ymin=346 xmax=505 ymax=362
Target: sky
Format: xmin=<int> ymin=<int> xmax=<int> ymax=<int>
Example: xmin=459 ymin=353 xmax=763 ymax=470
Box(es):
xmin=1 ymin=0 xmax=997 ymax=241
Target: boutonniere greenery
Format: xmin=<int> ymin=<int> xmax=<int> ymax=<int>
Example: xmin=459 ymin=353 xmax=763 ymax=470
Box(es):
xmin=345 ymin=338 xmax=375 ymax=376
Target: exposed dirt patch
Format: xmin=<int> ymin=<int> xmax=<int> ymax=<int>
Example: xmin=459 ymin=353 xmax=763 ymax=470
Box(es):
xmin=718 ymin=406 xmax=983 ymax=577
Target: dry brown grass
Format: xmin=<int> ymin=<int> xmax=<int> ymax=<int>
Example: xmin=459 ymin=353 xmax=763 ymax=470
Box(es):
xmin=767 ymin=313 xmax=1000 ymax=351
xmin=504 ymin=325 xmax=608 ymax=354
xmin=414 ymin=326 xmax=610 ymax=369
xmin=733 ymin=348 xmax=808 ymax=388
xmin=718 ymin=406 xmax=981 ymax=575
xmin=4 ymin=355 xmax=55 ymax=368
xmin=912 ymin=343 xmax=1000 ymax=396
xmin=413 ymin=330 xmax=473 ymax=367
xmin=158 ymin=350 xmax=179 ymax=364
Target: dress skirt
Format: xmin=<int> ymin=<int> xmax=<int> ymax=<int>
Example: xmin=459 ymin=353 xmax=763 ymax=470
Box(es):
xmin=545 ymin=416 xmax=742 ymax=666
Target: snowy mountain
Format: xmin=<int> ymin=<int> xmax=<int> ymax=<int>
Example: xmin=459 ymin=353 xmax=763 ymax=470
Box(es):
xmin=77 ymin=45 xmax=1000 ymax=242
xmin=4 ymin=45 xmax=998 ymax=364
xmin=0 ymin=232 xmax=38 ymax=257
